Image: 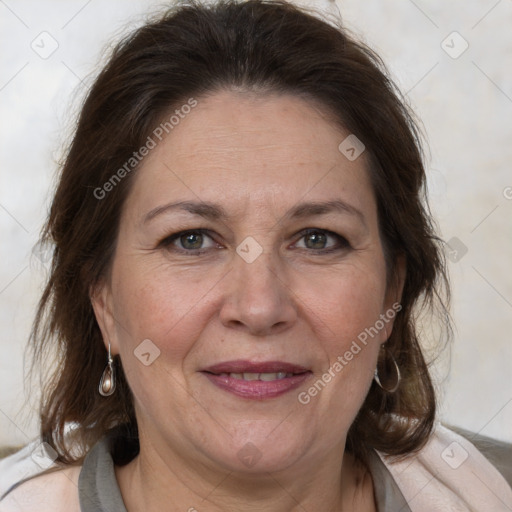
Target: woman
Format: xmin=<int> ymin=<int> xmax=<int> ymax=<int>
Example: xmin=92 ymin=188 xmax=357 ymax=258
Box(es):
xmin=1 ymin=1 xmax=511 ymax=510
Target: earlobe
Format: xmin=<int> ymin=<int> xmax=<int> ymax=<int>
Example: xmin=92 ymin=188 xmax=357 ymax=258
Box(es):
xmin=90 ymin=281 xmax=118 ymax=354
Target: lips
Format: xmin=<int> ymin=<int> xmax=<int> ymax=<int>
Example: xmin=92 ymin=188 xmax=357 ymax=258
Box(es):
xmin=201 ymin=360 xmax=311 ymax=399
xmin=203 ymin=360 xmax=310 ymax=375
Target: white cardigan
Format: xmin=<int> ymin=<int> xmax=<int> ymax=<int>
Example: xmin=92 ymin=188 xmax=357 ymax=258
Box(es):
xmin=1 ymin=423 xmax=511 ymax=511
xmin=381 ymin=424 xmax=512 ymax=511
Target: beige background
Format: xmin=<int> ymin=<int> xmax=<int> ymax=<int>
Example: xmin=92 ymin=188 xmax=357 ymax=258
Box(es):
xmin=1 ymin=0 xmax=511 ymax=446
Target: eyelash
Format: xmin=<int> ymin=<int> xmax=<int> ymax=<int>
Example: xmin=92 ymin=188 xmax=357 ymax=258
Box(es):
xmin=159 ymin=229 xmax=219 ymax=255
xmin=158 ymin=228 xmax=350 ymax=255
xmin=294 ymin=228 xmax=350 ymax=253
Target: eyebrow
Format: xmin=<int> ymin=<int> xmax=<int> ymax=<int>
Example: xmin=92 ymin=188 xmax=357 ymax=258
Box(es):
xmin=143 ymin=199 xmax=366 ymax=226
xmin=143 ymin=201 xmax=226 ymax=224
xmin=284 ymin=200 xmax=366 ymax=225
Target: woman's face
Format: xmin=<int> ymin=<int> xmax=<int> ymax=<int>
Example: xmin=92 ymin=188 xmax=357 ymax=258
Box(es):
xmin=94 ymin=90 xmax=402 ymax=474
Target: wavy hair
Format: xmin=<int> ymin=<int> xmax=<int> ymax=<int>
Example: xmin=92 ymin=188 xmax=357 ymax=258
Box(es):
xmin=30 ymin=0 xmax=450 ymax=465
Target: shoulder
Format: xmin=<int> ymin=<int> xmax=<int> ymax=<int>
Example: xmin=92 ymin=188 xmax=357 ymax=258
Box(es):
xmin=379 ymin=423 xmax=512 ymax=511
xmin=0 ymin=466 xmax=81 ymax=512
xmin=0 ymin=440 xmax=82 ymax=512
xmin=448 ymin=424 xmax=512 ymax=488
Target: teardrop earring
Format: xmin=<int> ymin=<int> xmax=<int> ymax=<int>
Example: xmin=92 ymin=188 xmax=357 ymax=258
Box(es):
xmin=99 ymin=342 xmax=116 ymax=396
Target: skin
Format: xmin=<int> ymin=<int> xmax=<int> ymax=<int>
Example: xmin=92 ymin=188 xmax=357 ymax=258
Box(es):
xmin=92 ymin=90 xmax=404 ymax=511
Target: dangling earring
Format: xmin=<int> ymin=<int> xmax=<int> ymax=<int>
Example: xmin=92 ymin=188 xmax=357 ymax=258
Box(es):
xmin=99 ymin=342 xmax=116 ymax=396
xmin=374 ymin=345 xmax=401 ymax=393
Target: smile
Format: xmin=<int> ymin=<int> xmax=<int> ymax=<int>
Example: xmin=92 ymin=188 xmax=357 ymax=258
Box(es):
xmin=218 ymin=372 xmax=294 ymax=381
xmin=201 ymin=360 xmax=311 ymax=399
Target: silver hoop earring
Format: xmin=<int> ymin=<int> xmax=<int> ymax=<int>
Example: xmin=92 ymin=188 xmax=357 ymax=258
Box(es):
xmin=99 ymin=342 xmax=116 ymax=396
xmin=374 ymin=348 xmax=401 ymax=393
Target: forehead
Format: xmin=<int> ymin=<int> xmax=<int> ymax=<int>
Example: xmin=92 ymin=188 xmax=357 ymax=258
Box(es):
xmin=124 ymin=90 xmax=375 ymax=220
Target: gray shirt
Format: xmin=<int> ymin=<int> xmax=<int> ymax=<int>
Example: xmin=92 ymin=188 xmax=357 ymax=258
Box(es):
xmin=3 ymin=425 xmax=510 ymax=510
xmin=78 ymin=432 xmax=412 ymax=511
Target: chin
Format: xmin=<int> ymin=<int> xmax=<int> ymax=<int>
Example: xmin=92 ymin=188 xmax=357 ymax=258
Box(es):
xmin=204 ymin=430 xmax=309 ymax=475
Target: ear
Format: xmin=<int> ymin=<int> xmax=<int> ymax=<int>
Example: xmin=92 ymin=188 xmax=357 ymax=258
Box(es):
xmin=382 ymin=254 xmax=406 ymax=340
xmin=90 ymin=279 xmax=119 ymax=355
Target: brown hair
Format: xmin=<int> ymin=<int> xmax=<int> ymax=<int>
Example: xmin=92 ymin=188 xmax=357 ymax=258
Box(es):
xmin=31 ymin=0 xmax=449 ymax=465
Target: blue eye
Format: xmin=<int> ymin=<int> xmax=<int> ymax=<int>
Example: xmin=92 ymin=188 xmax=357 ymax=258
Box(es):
xmin=294 ymin=229 xmax=349 ymax=252
xmin=303 ymin=231 xmax=329 ymax=249
xmin=158 ymin=228 xmax=350 ymax=255
xmin=179 ymin=232 xmax=205 ymax=250
xmin=160 ymin=230 xmax=217 ymax=252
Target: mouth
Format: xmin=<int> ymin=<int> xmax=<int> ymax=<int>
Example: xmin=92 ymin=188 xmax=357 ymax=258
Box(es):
xmin=201 ymin=360 xmax=311 ymax=399
xmin=213 ymin=372 xmax=298 ymax=381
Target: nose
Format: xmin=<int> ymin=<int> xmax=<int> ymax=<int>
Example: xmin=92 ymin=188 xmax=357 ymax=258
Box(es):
xmin=219 ymin=250 xmax=298 ymax=337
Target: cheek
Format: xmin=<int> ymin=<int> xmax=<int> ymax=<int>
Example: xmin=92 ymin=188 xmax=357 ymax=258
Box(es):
xmin=109 ymin=261 xmax=216 ymax=415
xmin=302 ymin=263 xmax=388 ymax=347
xmin=110 ymin=258 xmax=219 ymax=359
xmin=291 ymin=266 xmax=388 ymax=438
xmin=304 ymin=269 xmax=387 ymax=394
xmin=297 ymin=260 xmax=388 ymax=410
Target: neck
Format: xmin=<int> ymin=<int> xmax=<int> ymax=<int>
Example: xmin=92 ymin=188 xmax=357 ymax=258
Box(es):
xmin=115 ymin=434 xmax=375 ymax=512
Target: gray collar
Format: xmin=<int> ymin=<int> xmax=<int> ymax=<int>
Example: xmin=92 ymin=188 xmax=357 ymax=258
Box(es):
xmin=79 ymin=434 xmax=127 ymax=512
xmin=79 ymin=433 xmax=411 ymax=512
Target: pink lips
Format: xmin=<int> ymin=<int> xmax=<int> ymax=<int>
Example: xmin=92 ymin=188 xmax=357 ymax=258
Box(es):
xmin=201 ymin=360 xmax=311 ymax=400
